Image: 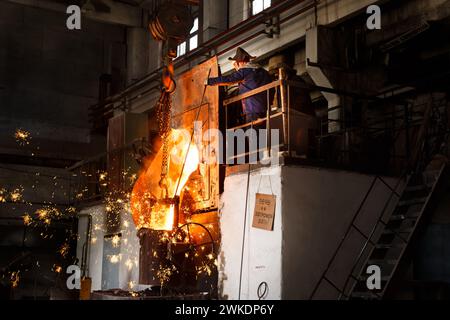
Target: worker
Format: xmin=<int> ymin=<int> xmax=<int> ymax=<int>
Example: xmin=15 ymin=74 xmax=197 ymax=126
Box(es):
xmin=205 ymin=47 xmax=272 ymax=123
xmin=268 ymin=54 xmax=315 ymax=116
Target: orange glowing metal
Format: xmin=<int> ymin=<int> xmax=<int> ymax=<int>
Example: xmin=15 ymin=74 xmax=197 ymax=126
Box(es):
xmin=131 ymin=129 xmax=199 ymax=231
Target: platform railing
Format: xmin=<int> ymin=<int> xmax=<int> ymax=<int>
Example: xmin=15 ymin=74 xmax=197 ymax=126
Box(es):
xmin=223 ymin=68 xmax=314 ymax=164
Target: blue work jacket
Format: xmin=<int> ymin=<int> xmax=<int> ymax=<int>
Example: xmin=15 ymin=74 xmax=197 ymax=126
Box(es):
xmin=207 ymin=63 xmax=272 ymax=119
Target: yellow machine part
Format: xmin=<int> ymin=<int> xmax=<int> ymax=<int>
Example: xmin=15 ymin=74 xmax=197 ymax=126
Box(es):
xmin=79 ymin=277 xmax=92 ymax=300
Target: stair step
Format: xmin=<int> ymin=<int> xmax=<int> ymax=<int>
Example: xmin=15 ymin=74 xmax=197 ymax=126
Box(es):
xmin=398 ymin=197 xmax=427 ymax=207
xmin=423 ymin=169 xmax=442 ymax=176
xmin=351 ymin=291 xmax=380 ymax=299
xmin=404 ymin=184 xmax=433 ymax=192
xmin=358 ymin=275 xmax=390 ymax=282
xmin=375 ymin=243 xmax=404 ymax=249
xmin=389 ymin=212 xmax=420 ymax=221
xmin=368 ymin=259 xmax=397 ymax=266
xmin=383 ymin=227 xmax=414 ymax=235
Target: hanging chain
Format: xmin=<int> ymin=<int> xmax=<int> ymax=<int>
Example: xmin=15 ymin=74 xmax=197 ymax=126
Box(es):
xmin=156 ymin=92 xmax=171 ymax=198
xmin=156 ymin=58 xmax=176 ymax=199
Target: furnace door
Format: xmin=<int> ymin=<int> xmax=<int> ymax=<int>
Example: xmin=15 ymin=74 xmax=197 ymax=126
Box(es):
xmin=171 ymin=57 xmax=220 ymax=212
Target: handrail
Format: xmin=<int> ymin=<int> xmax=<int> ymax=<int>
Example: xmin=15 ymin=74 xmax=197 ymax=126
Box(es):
xmin=310 ymin=99 xmax=439 ymax=299
xmin=223 ymin=75 xmax=340 ymax=163
xmin=224 ymin=71 xmax=291 ymax=162
xmin=308 ymin=174 xmax=380 ymax=299
xmin=338 ymin=173 xmax=407 ymax=299
xmin=309 ymin=168 xmax=409 ymax=300
xmin=223 ymin=80 xmax=282 ymax=106
xmin=335 ymin=99 xmax=442 ymax=300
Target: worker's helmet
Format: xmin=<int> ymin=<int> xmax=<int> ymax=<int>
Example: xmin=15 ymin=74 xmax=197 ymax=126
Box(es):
xmin=228 ymin=47 xmax=256 ymax=63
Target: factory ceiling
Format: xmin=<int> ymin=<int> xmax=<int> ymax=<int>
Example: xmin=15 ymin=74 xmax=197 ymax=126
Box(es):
xmin=5 ymin=0 xmax=200 ymax=26
xmin=5 ymin=0 xmax=144 ymax=26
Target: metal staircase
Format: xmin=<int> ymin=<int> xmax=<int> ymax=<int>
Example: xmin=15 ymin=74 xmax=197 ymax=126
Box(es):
xmin=346 ymin=163 xmax=446 ymax=299
xmin=310 ymin=96 xmax=449 ymax=300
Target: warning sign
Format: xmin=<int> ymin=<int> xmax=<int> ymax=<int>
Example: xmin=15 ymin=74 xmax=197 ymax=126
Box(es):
xmin=252 ymin=193 xmax=276 ymax=231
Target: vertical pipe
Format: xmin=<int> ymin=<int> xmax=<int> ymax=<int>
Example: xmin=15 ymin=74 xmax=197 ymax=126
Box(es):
xmin=225 ymin=102 xmax=228 ymax=164
xmin=266 ymin=89 xmax=271 ymax=157
xmin=78 ymin=214 xmax=92 ymax=278
xmin=287 ymin=84 xmax=291 ymax=156
xmin=279 ymin=68 xmax=288 ymax=151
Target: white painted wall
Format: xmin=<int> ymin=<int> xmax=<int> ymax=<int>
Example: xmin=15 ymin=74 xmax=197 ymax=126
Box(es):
xmin=281 ymin=166 xmax=398 ymax=299
xmin=219 ymin=165 xmax=283 ymax=300
xmin=77 ymin=205 xmax=105 ymax=291
xmin=229 ymin=0 xmax=248 ymax=28
xmin=117 ymin=209 xmax=141 ymax=291
xmin=219 ymin=164 xmax=400 ymax=300
xmin=76 ymin=205 xmax=141 ymax=292
xmin=203 ymin=0 xmax=228 ymax=41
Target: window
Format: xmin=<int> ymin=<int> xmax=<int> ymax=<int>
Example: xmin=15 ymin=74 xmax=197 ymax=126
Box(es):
xmin=177 ymin=17 xmax=199 ymax=57
xmin=251 ymin=0 xmax=271 ymax=16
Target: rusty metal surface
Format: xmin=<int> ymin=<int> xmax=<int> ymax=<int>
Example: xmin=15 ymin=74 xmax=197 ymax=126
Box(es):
xmin=171 ymin=57 xmax=220 ymax=212
xmin=138 ymin=229 xmax=166 ymax=286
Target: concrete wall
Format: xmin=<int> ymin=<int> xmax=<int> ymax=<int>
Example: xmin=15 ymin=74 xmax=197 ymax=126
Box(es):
xmin=126 ymin=28 xmax=161 ymax=85
xmin=219 ymin=166 xmax=283 ymax=300
xmin=281 ymin=166 xmax=398 ymax=299
xmin=219 ymin=164 xmax=399 ymax=300
xmin=229 ymin=0 xmax=248 ymax=28
xmin=0 ymin=163 xmax=73 ymax=239
xmin=203 ymin=0 xmax=229 ymax=42
xmin=0 ymin=2 xmax=127 ymax=297
xmin=0 ymin=1 xmax=126 ymax=160
xmin=77 ymin=205 xmax=141 ymax=292
xmin=0 ymin=164 xmax=74 ymax=298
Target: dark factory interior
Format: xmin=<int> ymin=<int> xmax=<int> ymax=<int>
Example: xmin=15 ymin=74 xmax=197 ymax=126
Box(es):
xmin=0 ymin=0 xmax=450 ymax=302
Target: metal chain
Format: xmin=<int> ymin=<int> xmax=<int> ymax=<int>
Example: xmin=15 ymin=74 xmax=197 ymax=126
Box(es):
xmin=156 ymin=91 xmax=172 ymax=198
xmin=156 ymin=55 xmax=177 ymax=199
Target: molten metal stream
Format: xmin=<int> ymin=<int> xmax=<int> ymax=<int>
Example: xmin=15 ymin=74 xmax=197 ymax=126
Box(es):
xmin=131 ymin=129 xmax=199 ymax=231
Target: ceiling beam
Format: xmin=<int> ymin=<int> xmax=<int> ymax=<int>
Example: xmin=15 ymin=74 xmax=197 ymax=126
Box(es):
xmin=174 ymin=0 xmax=200 ymax=5
xmin=6 ymin=0 xmax=143 ymax=27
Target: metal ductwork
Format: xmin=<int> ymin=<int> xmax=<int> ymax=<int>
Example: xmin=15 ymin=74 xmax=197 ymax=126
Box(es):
xmin=306 ymin=26 xmax=341 ymax=133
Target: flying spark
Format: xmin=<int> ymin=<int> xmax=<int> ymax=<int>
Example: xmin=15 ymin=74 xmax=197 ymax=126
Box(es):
xmin=99 ymin=172 xmax=107 ymax=181
xmin=23 ymin=214 xmax=32 ymax=226
xmin=59 ymin=243 xmax=70 ymax=258
xmin=0 ymin=188 xmax=6 ymax=203
xmin=111 ymin=235 xmax=121 ymax=247
xmin=10 ymin=271 xmax=20 ymax=288
xmin=14 ymin=129 xmax=31 ymax=145
xmin=109 ymin=254 xmax=120 ymax=264
xmin=10 ymin=187 xmax=24 ymax=202
xmin=125 ymin=259 xmax=133 ymax=271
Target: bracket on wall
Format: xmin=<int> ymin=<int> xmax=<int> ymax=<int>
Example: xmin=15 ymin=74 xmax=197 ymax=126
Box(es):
xmin=264 ymin=15 xmax=280 ymax=38
xmin=120 ymin=96 xmax=130 ymax=112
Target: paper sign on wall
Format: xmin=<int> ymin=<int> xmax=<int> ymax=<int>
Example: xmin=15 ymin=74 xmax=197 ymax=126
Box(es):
xmin=252 ymin=193 xmax=276 ymax=231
